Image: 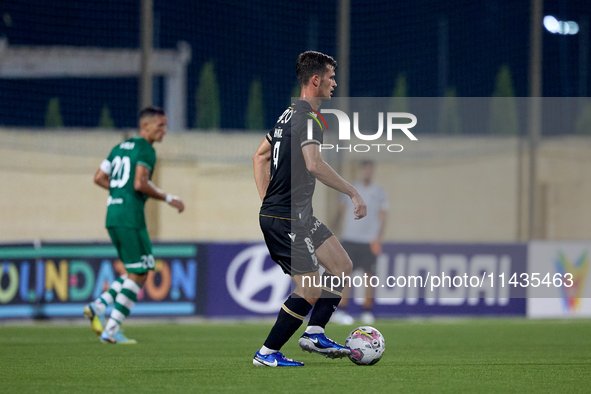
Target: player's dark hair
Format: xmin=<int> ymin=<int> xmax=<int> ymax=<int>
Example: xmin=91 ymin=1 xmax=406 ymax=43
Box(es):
xmin=296 ymin=51 xmax=337 ymax=87
xmin=138 ymin=106 xmax=165 ymax=121
xmin=360 ymin=160 xmax=375 ymax=167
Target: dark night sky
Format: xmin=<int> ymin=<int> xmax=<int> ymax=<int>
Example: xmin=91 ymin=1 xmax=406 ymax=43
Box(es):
xmin=0 ymin=0 xmax=589 ymax=129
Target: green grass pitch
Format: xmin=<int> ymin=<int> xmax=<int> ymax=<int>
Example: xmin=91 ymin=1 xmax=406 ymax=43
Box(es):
xmin=1 ymin=318 xmax=590 ymax=393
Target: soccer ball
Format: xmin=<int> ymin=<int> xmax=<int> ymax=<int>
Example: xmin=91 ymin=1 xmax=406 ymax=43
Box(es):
xmin=345 ymin=326 xmax=385 ymax=365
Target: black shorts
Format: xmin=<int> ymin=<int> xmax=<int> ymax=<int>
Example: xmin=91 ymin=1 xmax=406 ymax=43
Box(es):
xmin=341 ymin=241 xmax=377 ymax=273
xmin=259 ymin=214 xmax=333 ymax=276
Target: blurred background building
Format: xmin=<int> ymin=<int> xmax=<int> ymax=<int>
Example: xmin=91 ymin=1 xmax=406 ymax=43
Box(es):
xmin=0 ymin=0 xmax=589 ymax=129
xmin=1 ymin=0 xmax=591 ymax=242
xmin=1 ymin=0 xmax=591 ymax=320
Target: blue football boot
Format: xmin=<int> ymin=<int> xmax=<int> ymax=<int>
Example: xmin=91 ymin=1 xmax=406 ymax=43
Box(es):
xmin=298 ymin=332 xmax=351 ymax=359
xmin=100 ymin=330 xmax=137 ymax=345
xmin=83 ymin=303 xmax=105 ymax=336
xmin=253 ymin=351 xmax=304 ymax=367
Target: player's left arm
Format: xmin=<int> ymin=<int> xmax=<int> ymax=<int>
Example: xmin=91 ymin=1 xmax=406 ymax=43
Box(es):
xmin=302 ymin=144 xmax=367 ymax=219
xmin=377 ymin=189 xmax=389 ymax=241
xmin=134 ymin=165 xmax=185 ymax=213
xmin=370 ymin=209 xmax=388 ymax=256
xmin=371 ymin=190 xmax=389 ymax=255
xmin=378 ymin=210 xmax=388 ymax=237
xmin=377 ymin=209 xmax=388 ymax=240
xmin=253 ymin=136 xmax=272 ymax=201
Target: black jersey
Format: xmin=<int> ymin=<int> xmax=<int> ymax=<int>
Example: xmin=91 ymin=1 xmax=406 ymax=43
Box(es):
xmin=260 ymin=100 xmax=324 ymax=221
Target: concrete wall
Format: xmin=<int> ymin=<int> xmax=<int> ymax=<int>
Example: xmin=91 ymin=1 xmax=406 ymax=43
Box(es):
xmin=2 ymin=129 xmax=591 ymax=242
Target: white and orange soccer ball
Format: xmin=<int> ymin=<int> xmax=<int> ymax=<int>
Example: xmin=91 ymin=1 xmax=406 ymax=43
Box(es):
xmin=345 ymin=326 xmax=385 ymax=365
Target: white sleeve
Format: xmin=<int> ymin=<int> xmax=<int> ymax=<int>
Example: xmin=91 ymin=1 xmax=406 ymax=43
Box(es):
xmin=100 ymin=159 xmax=112 ymax=175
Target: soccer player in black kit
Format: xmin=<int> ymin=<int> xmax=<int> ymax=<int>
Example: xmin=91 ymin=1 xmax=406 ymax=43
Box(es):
xmin=252 ymin=51 xmax=367 ymax=367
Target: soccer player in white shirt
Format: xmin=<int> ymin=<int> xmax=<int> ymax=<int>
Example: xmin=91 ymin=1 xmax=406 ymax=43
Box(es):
xmin=333 ymin=160 xmax=388 ymax=325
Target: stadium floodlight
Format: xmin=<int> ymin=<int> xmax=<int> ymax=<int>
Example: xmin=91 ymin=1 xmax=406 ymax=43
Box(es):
xmin=566 ymin=21 xmax=579 ymax=35
xmin=544 ymin=16 xmax=560 ymax=33
xmin=543 ymin=15 xmax=579 ymax=35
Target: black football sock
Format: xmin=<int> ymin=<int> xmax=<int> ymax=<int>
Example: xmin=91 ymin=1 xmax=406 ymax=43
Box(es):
xmin=263 ymin=293 xmax=313 ymax=351
xmin=308 ymin=274 xmax=344 ymax=329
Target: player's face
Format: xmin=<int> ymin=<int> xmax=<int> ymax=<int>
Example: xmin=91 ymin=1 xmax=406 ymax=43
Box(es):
xmin=361 ymin=163 xmax=374 ymax=183
xmin=145 ymin=115 xmax=168 ymax=143
xmin=318 ymin=66 xmax=336 ymax=101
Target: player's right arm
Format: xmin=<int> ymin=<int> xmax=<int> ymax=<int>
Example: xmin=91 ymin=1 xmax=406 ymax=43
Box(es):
xmin=93 ymin=159 xmax=112 ymax=190
xmin=302 ymin=144 xmax=367 ymax=220
xmin=253 ymin=136 xmax=272 ymax=202
xmin=93 ymin=168 xmax=110 ymax=190
xmin=134 ymin=165 xmax=185 ymax=213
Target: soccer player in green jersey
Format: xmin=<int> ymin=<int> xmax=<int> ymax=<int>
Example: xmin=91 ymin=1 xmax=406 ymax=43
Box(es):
xmin=84 ymin=106 xmax=185 ymax=344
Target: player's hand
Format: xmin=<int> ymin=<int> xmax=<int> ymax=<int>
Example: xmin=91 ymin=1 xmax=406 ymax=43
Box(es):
xmin=166 ymin=195 xmax=185 ymax=213
xmin=351 ymin=193 xmax=367 ymax=220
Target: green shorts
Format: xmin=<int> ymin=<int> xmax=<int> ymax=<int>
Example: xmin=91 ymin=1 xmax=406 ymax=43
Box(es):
xmin=107 ymin=227 xmax=154 ymax=274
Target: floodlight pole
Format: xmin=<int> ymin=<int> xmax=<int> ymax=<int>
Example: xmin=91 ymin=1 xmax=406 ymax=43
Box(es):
xmin=527 ymin=0 xmax=543 ymax=240
xmin=139 ymin=0 xmax=153 ymax=111
xmin=140 ymin=0 xmax=159 ymax=238
xmin=329 ymin=0 xmax=351 ymax=229
xmin=337 ymin=0 xmax=350 ymax=100
xmin=580 ymin=17 xmax=589 ymax=98
xmin=438 ymin=17 xmax=449 ymax=97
